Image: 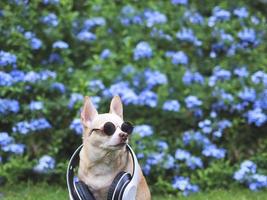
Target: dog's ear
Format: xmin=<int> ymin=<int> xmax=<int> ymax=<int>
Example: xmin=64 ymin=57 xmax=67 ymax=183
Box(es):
xmin=81 ymin=96 xmax=98 ymax=128
xmin=109 ymin=95 xmax=123 ymax=118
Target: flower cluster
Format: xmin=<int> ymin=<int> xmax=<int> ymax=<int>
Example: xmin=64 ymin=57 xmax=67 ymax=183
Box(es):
xmin=234 ymin=161 xmax=267 ymax=191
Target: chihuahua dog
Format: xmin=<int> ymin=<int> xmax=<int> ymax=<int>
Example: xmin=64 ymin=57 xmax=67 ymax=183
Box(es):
xmin=78 ymin=96 xmax=151 ymax=200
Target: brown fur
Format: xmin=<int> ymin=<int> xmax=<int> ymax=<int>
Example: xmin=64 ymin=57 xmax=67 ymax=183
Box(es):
xmin=78 ymin=96 xmax=151 ymax=200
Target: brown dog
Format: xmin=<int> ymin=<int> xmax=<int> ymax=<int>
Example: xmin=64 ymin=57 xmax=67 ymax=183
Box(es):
xmin=78 ymin=96 xmax=151 ymax=200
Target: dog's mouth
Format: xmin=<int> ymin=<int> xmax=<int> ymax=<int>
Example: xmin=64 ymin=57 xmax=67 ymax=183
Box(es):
xmin=111 ymin=142 xmax=126 ymax=148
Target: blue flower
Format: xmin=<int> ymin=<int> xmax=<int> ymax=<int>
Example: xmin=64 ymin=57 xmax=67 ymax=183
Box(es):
xmin=209 ymin=66 xmax=231 ymax=86
xmin=143 ymin=10 xmax=167 ymax=27
xmin=24 ymin=71 xmax=40 ymax=83
xmin=88 ymin=79 xmax=105 ymax=93
xmin=146 ymin=153 xmax=164 ymax=165
xmin=41 ymin=13 xmax=58 ymax=27
xmin=68 ymin=93 xmax=83 ymax=109
xmin=144 ymin=69 xmax=167 ymax=89
xmin=133 ymin=41 xmax=152 ymax=60
xmin=29 ymin=101 xmax=44 ymax=111
xmin=0 ymin=99 xmax=20 ymax=114
xmin=208 ymin=7 xmax=231 ymax=27
xmin=251 ymin=71 xmax=267 ymax=85
xmin=34 ymin=155 xmax=56 ymax=173
xmin=70 ymin=119 xmax=83 ymax=135
xmin=183 ymin=11 xmax=204 ymax=24
xmin=168 ymin=51 xmax=188 ymax=65
xmin=134 ymin=125 xmax=153 ymax=137
xmin=24 ymin=32 xmax=42 ymax=50
xmin=83 ymin=17 xmax=106 ymax=30
xmin=156 ymin=140 xmax=168 ymax=151
xmin=247 ymin=108 xmax=267 ymax=127
xmin=52 ymin=40 xmax=69 ymax=49
xmin=198 ymin=119 xmax=212 ymax=134
xmin=186 ymin=156 xmax=203 ymax=169
xmin=172 ymin=176 xmax=199 ymax=196
xmin=103 ymin=81 xmax=138 ymax=105
xmin=182 ymin=131 xmax=211 ymax=146
xmin=0 ymin=132 xmax=13 ymax=147
xmin=171 ymin=0 xmax=188 ymax=5
xmin=43 ymin=0 xmax=59 ymax=5
xmin=185 ymin=95 xmax=202 ymax=109
xmin=162 ymin=100 xmax=180 ymax=112
xmin=234 ymin=67 xmax=249 ymax=78
xmin=238 ymin=87 xmax=256 ymax=102
xmin=163 ymin=154 xmax=175 ymax=169
xmin=176 ymin=28 xmax=202 ymax=46
xmin=13 ymin=118 xmax=51 ymax=134
xmin=202 ymin=144 xmax=226 ymax=159
xmin=51 ymin=82 xmax=66 ymax=93
xmin=100 ymin=49 xmax=111 ymax=59
xmin=77 ymin=31 xmax=96 ymax=42
xmin=30 ymin=118 xmax=52 ymax=131
xmin=175 ymin=149 xmax=191 ymax=160
xmin=238 ymin=28 xmax=257 ymax=45
xmin=0 ymin=72 xmax=13 ymax=86
xmin=90 ymin=96 xmax=101 ymax=109
xmin=2 ymin=143 xmax=25 ymax=155
xmin=137 ymin=90 xmax=158 ymax=107
xmin=233 ymin=160 xmax=267 ymax=191
xmin=0 ymin=50 xmax=17 ymax=67
xmin=234 ymin=7 xmax=249 ymax=18
xmin=182 ymin=70 xmax=204 ymax=85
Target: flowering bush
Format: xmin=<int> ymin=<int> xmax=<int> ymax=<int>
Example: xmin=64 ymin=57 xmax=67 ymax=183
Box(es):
xmin=0 ymin=0 xmax=267 ymax=196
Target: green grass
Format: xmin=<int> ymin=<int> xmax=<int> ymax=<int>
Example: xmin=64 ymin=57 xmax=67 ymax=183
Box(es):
xmin=0 ymin=182 xmax=267 ymax=200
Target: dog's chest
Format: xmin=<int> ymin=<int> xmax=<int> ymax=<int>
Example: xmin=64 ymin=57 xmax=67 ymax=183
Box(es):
xmin=82 ymin=170 xmax=118 ymax=200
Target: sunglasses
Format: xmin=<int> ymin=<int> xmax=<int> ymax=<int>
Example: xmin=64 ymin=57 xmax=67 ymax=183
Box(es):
xmin=91 ymin=121 xmax=134 ymax=136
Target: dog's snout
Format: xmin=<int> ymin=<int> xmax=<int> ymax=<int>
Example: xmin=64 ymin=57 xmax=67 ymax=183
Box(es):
xmin=119 ymin=132 xmax=128 ymax=141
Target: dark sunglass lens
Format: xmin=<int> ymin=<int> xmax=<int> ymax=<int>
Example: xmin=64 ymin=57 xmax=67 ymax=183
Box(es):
xmin=103 ymin=122 xmax=116 ymax=136
xmin=121 ymin=122 xmax=134 ymax=134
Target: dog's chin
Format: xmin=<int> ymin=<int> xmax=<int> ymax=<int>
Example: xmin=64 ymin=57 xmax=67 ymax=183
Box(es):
xmin=108 ymin=142 xmax=127 ymax=150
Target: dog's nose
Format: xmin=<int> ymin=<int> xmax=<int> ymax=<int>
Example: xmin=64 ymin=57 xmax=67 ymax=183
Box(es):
xmin=119 ymin=132 xmax=128 ymax=141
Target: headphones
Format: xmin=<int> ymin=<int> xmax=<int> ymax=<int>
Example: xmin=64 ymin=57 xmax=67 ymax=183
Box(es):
xmin=66 ymin=144 xmax=139 ymax=200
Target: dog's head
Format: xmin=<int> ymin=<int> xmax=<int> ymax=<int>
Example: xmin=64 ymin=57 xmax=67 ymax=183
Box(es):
xmin=80 ymin=96 xmax=132 ymax=151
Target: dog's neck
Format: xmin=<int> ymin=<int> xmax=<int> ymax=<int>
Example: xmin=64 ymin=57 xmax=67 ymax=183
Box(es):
xmin=80 ymin=142 xmax=129 ymax=175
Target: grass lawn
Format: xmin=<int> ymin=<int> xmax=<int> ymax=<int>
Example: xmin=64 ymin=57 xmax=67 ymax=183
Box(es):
xmin=0 ymin=182 xmax=267 ymax=200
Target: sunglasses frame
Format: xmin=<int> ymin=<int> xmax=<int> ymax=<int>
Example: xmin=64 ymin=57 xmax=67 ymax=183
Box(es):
xmin=89 ymin=121 xmax=134 ymax=136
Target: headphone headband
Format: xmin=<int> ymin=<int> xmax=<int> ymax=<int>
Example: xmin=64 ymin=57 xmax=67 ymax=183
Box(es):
xmin=66 ymin=144 xmax=139 ymax=200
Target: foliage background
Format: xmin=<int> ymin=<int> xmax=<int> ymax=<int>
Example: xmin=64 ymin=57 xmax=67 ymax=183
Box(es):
xmin=0 ymin=0 xmax=267 ymax=196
